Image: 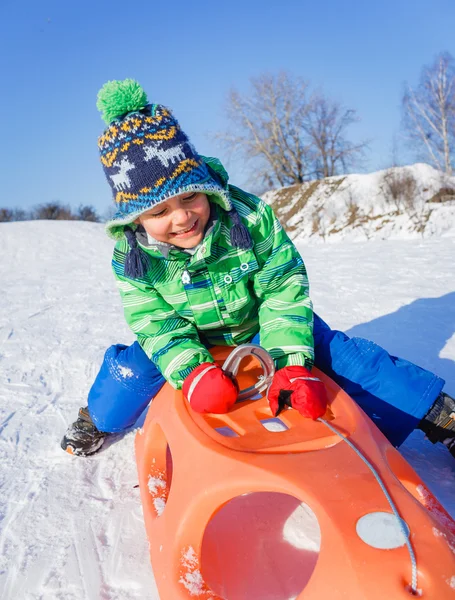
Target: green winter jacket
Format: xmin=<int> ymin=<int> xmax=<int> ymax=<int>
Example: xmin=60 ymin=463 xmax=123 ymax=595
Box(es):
xmin=112 ymin=160 xmax=314 ymax=389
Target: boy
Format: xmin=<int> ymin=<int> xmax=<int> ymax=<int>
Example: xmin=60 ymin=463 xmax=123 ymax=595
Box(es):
xmin=61 ymin=79 xmax=455 ymax=458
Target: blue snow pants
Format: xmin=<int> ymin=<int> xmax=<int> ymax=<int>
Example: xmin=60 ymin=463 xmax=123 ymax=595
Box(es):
xmin=88 ymin=314 xmax=444 ymax=447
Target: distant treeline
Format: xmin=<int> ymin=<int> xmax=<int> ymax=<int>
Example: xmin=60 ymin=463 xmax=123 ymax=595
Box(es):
xmin=0 ymin=202 xmax=101 ymax=223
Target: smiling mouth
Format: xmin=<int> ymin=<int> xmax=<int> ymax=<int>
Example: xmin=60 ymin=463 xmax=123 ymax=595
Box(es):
xmin=171 ymin=220 xmax=198 ymax=236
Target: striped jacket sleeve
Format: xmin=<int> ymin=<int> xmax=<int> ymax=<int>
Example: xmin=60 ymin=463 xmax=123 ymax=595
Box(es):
xmin=251 ymin=200 xmax=314 ymax=370
xmin=114 ymin=273 xmax=214 ymax=389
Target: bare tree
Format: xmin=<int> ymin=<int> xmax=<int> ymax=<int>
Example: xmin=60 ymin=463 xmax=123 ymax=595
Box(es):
xmin=381 ymin=168 xmax=418 ymax=213
xmin=0 ymin=208 xmax=29 ymax=222
xmin=75 ymin=205 xmax=100 ymax=222
xmin=219 ymin=72 xmax=315 ymax=188
xmin=303 ymin=95 xmax=367 ymax=178
xmin=402 ymin=52 xmax=455 ymax=174
xmin=381 ymin=168 xmax=432 ymax=237
xmin=216 ymin=72 xmax=367 ymax=189
xmin=1 ymin=203 xmax=101 ymax=222
xmin=33 ymin=202 xmax=74 ymax=220
xmin=0 ymin=208 xmax=15 ymax=222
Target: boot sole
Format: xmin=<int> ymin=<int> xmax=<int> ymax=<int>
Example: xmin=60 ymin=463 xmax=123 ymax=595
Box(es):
xmin=61 ymin=436 xmax=106 ymax=457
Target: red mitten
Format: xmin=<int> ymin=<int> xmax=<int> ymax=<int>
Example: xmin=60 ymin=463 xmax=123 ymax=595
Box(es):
xmin=183 ymin=363 xmax=239 ymax=413
xmin=267 ymin=366 xmax=327 ymax=419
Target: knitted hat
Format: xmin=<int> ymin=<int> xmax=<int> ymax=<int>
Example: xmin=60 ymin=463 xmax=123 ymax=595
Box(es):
xmin=97 ymin=79 xmax=234 ymax=241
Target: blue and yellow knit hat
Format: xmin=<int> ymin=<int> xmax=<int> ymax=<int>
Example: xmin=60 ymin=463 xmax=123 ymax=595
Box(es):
xmin=97 ymin=79 xmax=233 ymax=240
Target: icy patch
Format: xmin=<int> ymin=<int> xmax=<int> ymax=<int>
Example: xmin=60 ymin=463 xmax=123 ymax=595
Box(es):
xmin=448 ymin=576 xmax=455 ymax=589
xmin=283 ymin=502 xmax=321 ymax=552
xmin=118 ymin=365 xmax=134 ymax=378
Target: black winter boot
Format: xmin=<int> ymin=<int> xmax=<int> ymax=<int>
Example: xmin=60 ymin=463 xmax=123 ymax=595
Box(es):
xmin=61 ymin=407 xmax=108 ymax=456
xmin=419 ymin=392 xmax=455 ymax=458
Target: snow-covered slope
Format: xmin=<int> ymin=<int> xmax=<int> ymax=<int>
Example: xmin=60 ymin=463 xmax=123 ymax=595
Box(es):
xmin=263 ymin=163 xmax=455 ymax=243
xmin=0 ymin=221 xmax=454 ymax=599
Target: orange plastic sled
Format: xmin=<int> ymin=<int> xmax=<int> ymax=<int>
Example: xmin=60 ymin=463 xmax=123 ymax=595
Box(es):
xmin=135 ymin=345 xmax=455 ymax=599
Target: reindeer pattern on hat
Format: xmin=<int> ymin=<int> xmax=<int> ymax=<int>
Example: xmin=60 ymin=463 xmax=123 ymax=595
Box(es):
xmin=144 ymin=141 xmax=186 ymax=168
xmin=110 ymin=157 xmax=135 ymax=191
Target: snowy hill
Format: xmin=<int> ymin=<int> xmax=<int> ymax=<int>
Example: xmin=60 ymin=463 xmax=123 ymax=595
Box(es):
xmin=263 ymin=163 xmax=455 ymax=243
xmin=0 ymin=221 xmax=454 ymax=599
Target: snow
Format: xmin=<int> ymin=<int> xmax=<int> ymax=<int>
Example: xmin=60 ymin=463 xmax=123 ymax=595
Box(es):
xmin=147 ymin=474 xmax=167 ymax=517
xmin=282 ymin=503 xmax=321 ymax=552
xmin=118 ymin=365 xmax=134 ymax=379
xmin=263 ymin=163 xmax=455 ymax=243
xmin=179 ymin=547 xmax=207 ymax=597
xmin=0 ymin=220 xmax=454 ymax=599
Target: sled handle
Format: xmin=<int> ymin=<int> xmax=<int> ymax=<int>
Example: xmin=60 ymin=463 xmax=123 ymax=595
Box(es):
xmin=222 ymin=344 xmax=275 ymax=401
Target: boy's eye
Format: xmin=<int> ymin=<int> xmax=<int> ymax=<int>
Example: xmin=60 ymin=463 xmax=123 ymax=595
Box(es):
xmin=147 ymin=193 xmax=197 ymax=218
xmin=150 ymin=208 xmax=166 ymax=217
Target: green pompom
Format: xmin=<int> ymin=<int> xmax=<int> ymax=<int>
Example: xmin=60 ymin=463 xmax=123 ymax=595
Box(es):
xmin=96 ymin=79 xmax=148 ymax=124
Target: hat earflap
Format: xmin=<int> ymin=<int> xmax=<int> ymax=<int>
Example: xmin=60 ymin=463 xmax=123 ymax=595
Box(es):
xmin=227 ymin=208 xmax=252 ymax=250
xmin=203 ymin=158 xmax=251 ymax=249
xmin=124 ymin=228 xmax=151 ymax=279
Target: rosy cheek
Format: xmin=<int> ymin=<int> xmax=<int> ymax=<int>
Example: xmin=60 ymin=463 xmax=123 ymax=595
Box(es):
xmin=153 ymin=223 xmax=167 ymax=235
xmin=143 ymin=220 xmax=164 ymax=236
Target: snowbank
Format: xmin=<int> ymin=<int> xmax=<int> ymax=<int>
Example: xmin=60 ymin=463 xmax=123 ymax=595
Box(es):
xmin=263 ymin=163 xmax=455 ymax=243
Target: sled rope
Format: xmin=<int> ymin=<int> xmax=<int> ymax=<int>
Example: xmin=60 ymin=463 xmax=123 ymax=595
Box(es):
xmin=318 ymin=417 xmax=419 ymax=596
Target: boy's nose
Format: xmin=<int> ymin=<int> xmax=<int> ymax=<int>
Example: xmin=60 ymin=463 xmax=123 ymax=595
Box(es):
xmin=173 ymin=208 xmax=192 ymax=225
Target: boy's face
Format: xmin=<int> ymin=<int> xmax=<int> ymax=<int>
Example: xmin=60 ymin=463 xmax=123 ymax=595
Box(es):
xmin=135 ymin=192 xmax=211 ymax=248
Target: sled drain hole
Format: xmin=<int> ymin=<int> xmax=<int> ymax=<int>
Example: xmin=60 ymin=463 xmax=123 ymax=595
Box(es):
xmin=200 ymin=491 xmax=320 ymax=599
xmin=213 ymin=418 xmax=288 ymax=438
xmin=215 ymin=426 xmax=239 ymax=438
xmin=260 ymin=418 xmax=289 ymax=432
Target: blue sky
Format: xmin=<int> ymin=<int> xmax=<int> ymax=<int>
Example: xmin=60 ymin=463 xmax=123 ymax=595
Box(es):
xmin=2 ymin=0 xmax=455 ymax=215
